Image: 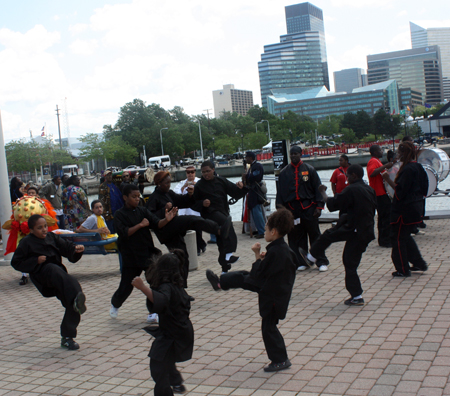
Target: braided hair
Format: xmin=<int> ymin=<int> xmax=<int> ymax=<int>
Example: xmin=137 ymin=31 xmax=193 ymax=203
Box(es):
xmin=395 ymin=141 xmax=417 ymax=183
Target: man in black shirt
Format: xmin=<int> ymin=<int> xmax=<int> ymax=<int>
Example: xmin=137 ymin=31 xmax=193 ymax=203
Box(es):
xmin=301 ymin=164 xmax=376 ymax=306
xmin=193 ymin=160 xmax=247 ymax=273
xmin=110 ymin=184 xmax=177 ymax=319
xmin=276 ymin=146 xmax=329 ymax=271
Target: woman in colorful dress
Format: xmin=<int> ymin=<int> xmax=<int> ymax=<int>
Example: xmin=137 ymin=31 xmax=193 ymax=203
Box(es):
xmin=62 ymin=175 xmax=91 ymax=231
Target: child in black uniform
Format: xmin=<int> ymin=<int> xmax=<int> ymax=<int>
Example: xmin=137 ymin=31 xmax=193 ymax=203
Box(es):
xmin=132 ymin=250 xmax=193 ymax=395
xmin=110 ymin=184 xmax=177 ymax=320
xmin=300 ymin=164 xmax=377 ymax=306
xmin=206 ymin=208 xmax=298 ymax=372
xmin=11 ymin=214 xmax=86 ymax=350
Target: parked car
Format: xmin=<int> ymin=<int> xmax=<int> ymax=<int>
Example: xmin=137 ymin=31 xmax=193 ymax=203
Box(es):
xmin=125 ymin=165 xmax=139 ymax=170
xmin=182 ymin=158 xmax=194 ymax=165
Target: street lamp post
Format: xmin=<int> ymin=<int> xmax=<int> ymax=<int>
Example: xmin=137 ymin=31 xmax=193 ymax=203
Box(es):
xmin=195 ymin=118 xmax=204 ymax=159
xmin=212 ymin=137 xmax=215 ymax=159
xmin=261 ymin=120 xmax=271 ymax=141
xmin=160 ymin=127 xmax=168 ymax=156
xmin=241 ymin=134 xmax=244 ymax=153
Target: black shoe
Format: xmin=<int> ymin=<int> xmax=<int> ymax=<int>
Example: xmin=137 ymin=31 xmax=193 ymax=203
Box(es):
xmin=201 ymin=246 xmax=207 ymax=254
xmin=344 ymin=297 xmax=365 ymax=306
xmin=418 ymin=222 xmax=427 ymax=229
xmin=298 ymin=248 xmax=313 ymax=267
xmin=61 ymin=337 xmax=80 ymax=350
xmin=227 ymin=255 xmax=239 ymax=264
xmin=410 ymin=264 xmax=428 ymax=272
xmin=392 ymin=271 xmax=411 ymax=277
xmin=254 ymin=234 xmax=264 ymax=239
xmin=188 ymin=295 xmax=195 ymax=301
xmin=263 ymin=359 xmax=291 ymax=372
xmin=19 ymin=276 xmax=28 ymax=285
xmin=73 ymin=292 xmax=87 ymax=315
xmin=206 ymin=269 xmax=221 ymax=290
xmin=197 ymin=250 xmax=201 ymax=256
xmin=172 ymin=384 xmax=186 ymax=393
xmin=219 ymin=216 xmax=232 ymax=239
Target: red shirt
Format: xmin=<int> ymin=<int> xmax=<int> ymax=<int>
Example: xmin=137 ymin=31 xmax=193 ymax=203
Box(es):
xmin=330 ymin=166 xmax=349 ymax=194
xmin=367 ymin=157 xmax=387 ymax=196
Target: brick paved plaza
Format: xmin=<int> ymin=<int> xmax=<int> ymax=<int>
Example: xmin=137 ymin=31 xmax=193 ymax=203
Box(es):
xmin=1 ymin=220 xmax=450 ymax=396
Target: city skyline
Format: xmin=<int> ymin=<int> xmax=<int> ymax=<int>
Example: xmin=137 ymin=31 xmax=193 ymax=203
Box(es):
xmin=0 ymin=0 xmax=449 ymax=142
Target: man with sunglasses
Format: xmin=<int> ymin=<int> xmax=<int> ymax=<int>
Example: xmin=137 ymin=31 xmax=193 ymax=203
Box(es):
xmin=174 ymin=166 xmax=207 ymax=256
xmin=119 ymin=171 xmax=138 ymax=193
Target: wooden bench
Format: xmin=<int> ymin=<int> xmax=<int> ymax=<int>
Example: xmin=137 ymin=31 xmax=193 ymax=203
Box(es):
xmin=57 ymin=233 xmax=122 ymax=268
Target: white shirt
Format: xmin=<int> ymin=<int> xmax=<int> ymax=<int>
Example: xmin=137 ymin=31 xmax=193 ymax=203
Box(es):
xmin=174 ymin=177 xmax=201 ymax=216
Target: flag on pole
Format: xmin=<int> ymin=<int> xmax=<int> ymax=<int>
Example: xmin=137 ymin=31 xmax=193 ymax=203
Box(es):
xmin=41 ymin=125 xmax=45 ymax=136
xmin=424 ymin=103 xmax=432 ymax=108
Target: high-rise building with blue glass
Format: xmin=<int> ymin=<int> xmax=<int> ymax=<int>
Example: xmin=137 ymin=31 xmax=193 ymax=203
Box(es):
xmin=410 ymin=22 xmax=450 ymax=101
xmin=258 ymin=2 xmax=329 ymax=109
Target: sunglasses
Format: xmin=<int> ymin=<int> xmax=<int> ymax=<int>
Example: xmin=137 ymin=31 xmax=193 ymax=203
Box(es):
xmin=186 ymin=170 xmax=195 ymax=174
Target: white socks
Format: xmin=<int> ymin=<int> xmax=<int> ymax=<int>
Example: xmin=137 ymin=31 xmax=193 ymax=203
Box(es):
xmin=225 ymin=253 xmax=233 ymax=261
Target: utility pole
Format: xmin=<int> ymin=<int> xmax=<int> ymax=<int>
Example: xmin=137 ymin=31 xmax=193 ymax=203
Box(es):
xmin=203 ymin=108 xmax=213 ymax=128
xmin=56 ymin=105 xmax=62 ymax=149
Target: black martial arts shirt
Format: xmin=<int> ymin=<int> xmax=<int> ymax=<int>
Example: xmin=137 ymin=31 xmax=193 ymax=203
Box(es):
xmin=145 ymin=282 xmax=194 ymax=363
xmin=146 ymin=188 xmax=194 ymax=220
xmin=193 ymin=175 xmax=247 ymax=217
xmin=276 ymin=161 xmax=324 ymax=220
xmin=11 ymin=233 xmax=83 ymax=297
xmin=391 ymin=162 xmax=428 ymax=225
xmin=326 ymin=179 xmax=377 ymax=246
xmin=113 ymin=205 xmax=162 ymax=269
xmin=249 ymin=237 xmax=298 ymax=320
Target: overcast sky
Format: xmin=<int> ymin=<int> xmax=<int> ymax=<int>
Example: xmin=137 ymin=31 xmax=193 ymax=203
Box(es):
xmin=0 ymin=0 xmax=448 ymax=142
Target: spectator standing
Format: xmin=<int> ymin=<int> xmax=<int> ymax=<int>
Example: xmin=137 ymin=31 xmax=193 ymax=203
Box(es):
xmin=10 ymin=177 xmax=23 ymax=203
xmin=62 ymin=176 xmax=91 ymax=231
xmin=40 ymin=175 xmax=65 ymax=229
xmin=99 ymin=170 xmax=124 ymax=233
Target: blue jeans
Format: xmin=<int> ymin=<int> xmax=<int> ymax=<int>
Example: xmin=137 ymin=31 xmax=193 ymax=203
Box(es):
xmin=251 ymin=205 xmax=266 ymax=235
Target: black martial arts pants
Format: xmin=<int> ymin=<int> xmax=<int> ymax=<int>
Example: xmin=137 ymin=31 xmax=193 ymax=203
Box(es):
xmin=33 ymin=263 xmax=82 ymax=338
xmin=288 ymin=218 xmax=329 ymax=267
xmin=150 ymin=346 xmax=183 ymax=396
xmin=376 ymin=194 xmax=391 ymax=246
xmin=196 ymin=229 xmax=206 ymax=252
xmin=262 ymin=308 xmax=288 ymax=364
xmin=111 ymin=266 xmax=145 ymax=309
xmin=310 ymin=226 xmax=368 ymax=298
xmin=390 ymin=222 xmax=427 ymax=275
xmin=204 ymin=211 xmax=237 ymax=272
xmin=219 ymin=271 xmax=260 ymax=293
xmin=157 ymin=215 xmax=220 ymax=286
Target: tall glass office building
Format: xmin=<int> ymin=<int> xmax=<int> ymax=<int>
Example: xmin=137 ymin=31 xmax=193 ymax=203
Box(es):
xmin=410 ymin=22 xmax=450 ymax=101
xmin=258 ymin=2 xmax=329 ymax=109
xmin=367 ymin=46 xmax=443 ymax=105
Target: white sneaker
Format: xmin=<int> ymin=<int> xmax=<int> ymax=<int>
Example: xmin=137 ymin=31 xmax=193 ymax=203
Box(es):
xmin=147 ymin=313 xmax=159 ymax=324
xmin=110 ymin=305 xmax=119 ymax=318
xmin=297 ymin=265 xmax=308 ymax=271
xmin=319 ymin=265 xmax=328 ymax=272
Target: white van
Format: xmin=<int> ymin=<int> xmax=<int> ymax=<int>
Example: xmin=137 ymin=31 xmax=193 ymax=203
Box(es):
xmin=62 ymin=165 xmax=83 ymax=176
xmin=148 ymin=155 xmax=171 ymax=169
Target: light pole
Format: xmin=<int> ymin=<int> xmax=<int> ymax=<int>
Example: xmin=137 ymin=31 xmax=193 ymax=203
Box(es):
xmin=195 ymin=118 xmax=204 ymax=159
xmin=261 ymin=119 xmax=271 ymax=141
xmin=212 ymin=137 xmax=215 ymax=159
xmin=241 ymin=134 xmax=244 ymax=153
xmin=160 ymin=127 xmax=168 ymax=156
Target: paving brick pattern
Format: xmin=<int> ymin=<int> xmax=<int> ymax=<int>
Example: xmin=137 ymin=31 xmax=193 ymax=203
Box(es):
xmin=1 ymin=219 xmax=450 ymax=395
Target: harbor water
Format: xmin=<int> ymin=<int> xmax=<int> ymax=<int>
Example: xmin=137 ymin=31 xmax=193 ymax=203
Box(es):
xmin=88 ymin=167 xmax=450 ymax=222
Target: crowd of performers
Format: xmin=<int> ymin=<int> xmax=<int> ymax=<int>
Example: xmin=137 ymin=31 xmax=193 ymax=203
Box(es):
xmin=4 ymin=141 xmax=429 ymax=395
